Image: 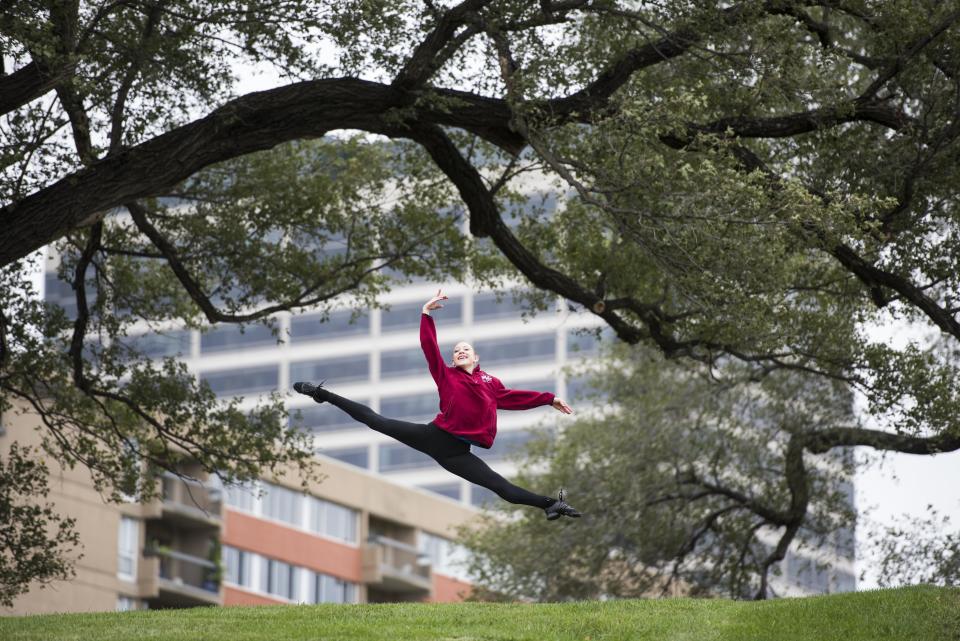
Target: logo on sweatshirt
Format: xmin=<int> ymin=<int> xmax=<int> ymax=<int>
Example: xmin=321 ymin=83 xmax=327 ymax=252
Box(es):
xmin=480 ymin=373 xmax=493 ymax=383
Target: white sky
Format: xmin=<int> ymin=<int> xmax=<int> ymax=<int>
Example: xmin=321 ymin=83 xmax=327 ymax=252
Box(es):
xmin=853 ymin=316 xmax=960 ymax=587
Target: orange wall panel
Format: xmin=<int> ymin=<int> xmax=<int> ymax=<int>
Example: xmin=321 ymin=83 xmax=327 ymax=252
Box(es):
xmin=430 ymin=573 xmax=472 ymax=602
xmin=223 ymin=586 xmax=286 ymax=607
xmin=224 ymin=509 xmax=362 ymax=582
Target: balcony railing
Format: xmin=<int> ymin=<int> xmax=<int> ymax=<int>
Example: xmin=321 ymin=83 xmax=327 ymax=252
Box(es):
xmin=144 ymin=544 xmax=221 ymax=606
xmin=160 ymin=474 xmax=222 ymax=527
xmin=362 ymin=535 xmax=432 ymax=594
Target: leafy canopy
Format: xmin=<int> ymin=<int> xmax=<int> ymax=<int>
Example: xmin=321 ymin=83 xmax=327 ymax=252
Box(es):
xmin=1 ymin=0 xmax=959 ymax=599
xmin=462 ymin=343 xmax=857 ymax=600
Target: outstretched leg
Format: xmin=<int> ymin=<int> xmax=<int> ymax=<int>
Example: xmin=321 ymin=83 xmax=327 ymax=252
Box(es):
xmin=436 ymin=451 xmax=556 ymax=509
xmin=296 ymin=382 xmax=436 ymax=452
xmin=295 ymin=382 xmax=581 ymax=519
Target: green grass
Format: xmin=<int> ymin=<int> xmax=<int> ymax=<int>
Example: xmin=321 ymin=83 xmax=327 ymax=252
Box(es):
xmin=2 ymin=586 xmax=957 ymax=641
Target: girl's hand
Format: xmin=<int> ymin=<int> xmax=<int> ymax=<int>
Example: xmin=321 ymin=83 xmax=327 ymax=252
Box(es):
xmin=422 ymin=289 xmax=449 ymax=315
xmin=552 ymin=398 xmax=574 ymax=414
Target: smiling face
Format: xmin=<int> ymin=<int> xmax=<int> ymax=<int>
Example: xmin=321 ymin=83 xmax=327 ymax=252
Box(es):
xmin=452 ymin=341 xmax=479 ymax=371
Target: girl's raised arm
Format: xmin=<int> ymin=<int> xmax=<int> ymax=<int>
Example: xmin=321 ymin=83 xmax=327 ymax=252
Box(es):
xmin=420 ymin=289 xmax=449 ymax=384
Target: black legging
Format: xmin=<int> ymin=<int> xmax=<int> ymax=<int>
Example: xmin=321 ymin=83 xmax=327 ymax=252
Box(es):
xmin=316 ymin=389 xmax=555 ymax=509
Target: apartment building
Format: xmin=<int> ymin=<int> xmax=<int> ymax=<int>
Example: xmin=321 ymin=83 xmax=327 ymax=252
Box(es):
xmin=1 ymin=405 xmax=475 ymax=614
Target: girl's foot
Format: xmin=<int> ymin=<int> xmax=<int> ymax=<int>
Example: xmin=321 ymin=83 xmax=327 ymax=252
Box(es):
xmin=545 ymin=488 xmax=582 ymax=520
xmin=293 ymin=381 xmax=327 ymax=403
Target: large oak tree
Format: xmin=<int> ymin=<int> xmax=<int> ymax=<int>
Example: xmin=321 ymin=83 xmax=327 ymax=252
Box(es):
xmin=2 ymin=1 xmax=960 ymax=599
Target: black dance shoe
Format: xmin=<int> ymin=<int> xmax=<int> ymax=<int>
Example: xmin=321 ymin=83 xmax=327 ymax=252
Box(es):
xmin=544 ymin=488 xmax=582 ymax=521
xmin=293 ymin=380 xmax=327 ymax=403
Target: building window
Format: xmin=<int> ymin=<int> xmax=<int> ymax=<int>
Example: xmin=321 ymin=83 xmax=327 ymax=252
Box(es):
xmin=381 ymin=300 xmax=462 ymax=332
xmin=380 ymin=347 xmax=430 ymax=379
xmin=380 ymin=344 xmax=456 ymax=379
xmin=313 ymin=572 xmax=357 ymax=603
xmin=832 ymin=569 xmax=856 ymax=593
xmin=264 ymin=558 xmax=295 ymax=600
xmin=476 ymin=430 xmax=535 ymax=462
xmin=566 ymin=329 xmax=604 ymax=356
xmin=116 ymin=596 xmax=138 ymax=611
xmin=786 ymin=551 xmax=831 ymax=593
xmin=125 ymin=330 xmax=191 ymax=359
xmin=117 ymin=517 xmax=139 ymax=581
xmin=201 ymin=323 xmax=278 ymax=354
xmin=419 ymin=532 xmax=470 ymax=581
xmin=472 ymin=292 xmax=530 ymax=321
xmin=476 ymin=334 xmax=556 ymax=369
xmin=261 ymin=482 xmax=302 ymax=527
xmin=290 ymin=354 xmax=370 ymax=386
xmin=378 ymin=443 xmax=435 ymax=471
xmin=224 ymin=481 xmax=257 ymax=513
xmin=834 ymin=524 xmax=856 ymax=558
xmin=565 ymin=374 xmax=604 ymax=402
xmin=309 ymin=497 xmax=359 ymax=544
xmin=471 ymin=485 xmax=498 ymax=508
xmin=227 ymin=547 xmax=356 ymax=603
xmin=44 ymin=272 xmax=96 ymax=320
xmin=201 ymin=365 xmax=278 ymax=397
xmin=319 ymin=446 xmax=369 ymax=470
xmin=290 ymin=402 xmax=367 ymax=433
xmin=224 ymin=545 xmax=253 ymax=588
xmin=290 ymin=309 xmax=370 ymax=342
xmin=420 ymin=483 xmax=461 ymax=501
xmin=499 ymin=378 xmax=555 ymax=401
xmin=379 ymin=393 xmax=439 ymax=421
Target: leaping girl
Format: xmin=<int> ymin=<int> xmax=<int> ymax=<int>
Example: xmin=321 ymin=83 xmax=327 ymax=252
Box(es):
xmin=294 ymin=289 xmax=582 ymax=520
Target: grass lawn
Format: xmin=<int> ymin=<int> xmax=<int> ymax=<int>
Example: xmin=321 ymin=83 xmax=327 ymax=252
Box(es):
xmin=2 ymin=585 xmax=957 ymax=641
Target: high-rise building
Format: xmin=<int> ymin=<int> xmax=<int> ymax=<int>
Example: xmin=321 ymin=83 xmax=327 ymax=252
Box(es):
xmin=271 ymin=282 xmax=604 ymax=506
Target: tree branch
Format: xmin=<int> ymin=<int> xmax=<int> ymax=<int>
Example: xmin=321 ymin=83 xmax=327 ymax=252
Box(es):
xmin=47 ymin=0 xmax=94 ymax=164
xmin=0 ymin=303 xmax=8 ymax=374
xmin=68 ymin=222 xmax=102 ymax=392
xmin=803 ymin=425 xmax=960 ymax=455
xmin=392 ymin=0 xmax=495 ymax=90
xmin=765 ymin=0 xmax=831 ymax=47
xmin=550 ymin=5 xmax=748 ymax=118
xmin=0 ymin=59 xmax=73 ymax=116
xmin=827 ymin=241 xmax=960 ymax=337
xmin=691 ymin=98 xmax=907 ymax=138
xmin=677 ymin=472 xmax=790 ymax=527
xmin=126 ymin=200 xmax=449 ymax=323
xmin=0 ymin=78 xmax=399 ymax=266
xmin=54 ymin=82 xmax=96 ymax=165
xmin=108 ymin=1 xmax=166 ymax=155
xmin=858 ymin=8 xmax=960 ymax=99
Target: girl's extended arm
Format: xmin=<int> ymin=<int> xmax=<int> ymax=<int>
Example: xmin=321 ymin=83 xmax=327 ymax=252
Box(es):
xmin=492 ymin=379 xmax=574 ymax=414
xmin=420 ymin=289 xmax=448 ymax=384
xmin=492 ymin=378 xmax=555 ymax=411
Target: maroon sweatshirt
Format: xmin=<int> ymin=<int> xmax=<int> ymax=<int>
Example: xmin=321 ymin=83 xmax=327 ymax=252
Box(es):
xmin=420 ymin=313 xmax=555 ymax=448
